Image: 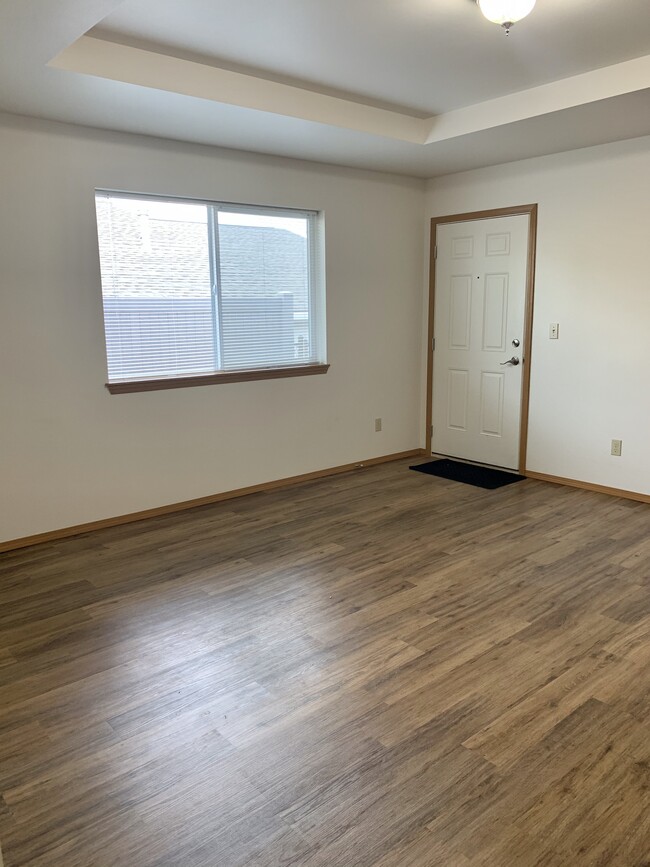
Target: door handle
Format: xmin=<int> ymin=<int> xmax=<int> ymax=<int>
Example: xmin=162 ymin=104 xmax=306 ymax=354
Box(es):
xmin=500 ymin=356 xmax=520 ymax=366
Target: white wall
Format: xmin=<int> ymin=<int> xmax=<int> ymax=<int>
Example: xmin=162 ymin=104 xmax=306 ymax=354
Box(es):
xmin=425 ymin=135 xmax=650 ymax=496
xmin=0 ymin=114 xmax=424 ymax=543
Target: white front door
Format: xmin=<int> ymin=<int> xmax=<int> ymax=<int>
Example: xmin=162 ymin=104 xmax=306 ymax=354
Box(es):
xmin=431 ymin=214 xmax=529 ymax=470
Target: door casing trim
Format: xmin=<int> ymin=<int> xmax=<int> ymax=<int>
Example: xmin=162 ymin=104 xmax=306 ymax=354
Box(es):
xmin=426 ymin=204 xmax=538 ymax=474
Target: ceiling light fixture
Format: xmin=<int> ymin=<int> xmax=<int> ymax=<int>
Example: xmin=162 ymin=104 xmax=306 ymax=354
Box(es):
xmin=477 ymin=0 xmax=536 ymax=34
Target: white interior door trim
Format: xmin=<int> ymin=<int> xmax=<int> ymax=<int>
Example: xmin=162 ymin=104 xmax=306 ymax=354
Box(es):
xmin=425 ymin=204 xmax=538 ymax=474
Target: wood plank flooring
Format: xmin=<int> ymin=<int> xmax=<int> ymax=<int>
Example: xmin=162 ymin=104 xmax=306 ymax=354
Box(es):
xmin=0 ymin=459 xmax=649 ymax=866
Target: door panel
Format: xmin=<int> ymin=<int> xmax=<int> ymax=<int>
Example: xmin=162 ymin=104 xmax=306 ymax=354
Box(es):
xmin=482 ymin=274 xmax=508 ymax=351
xmin=480 ymin=371 xmax=505 ymax=437
xmin=447 ymin=369 xmax=469 ymax=431
xmin=432 ymin=214 xmax=529 ymax=470
xmin=449 ymin=276 xmax=472 ymax=349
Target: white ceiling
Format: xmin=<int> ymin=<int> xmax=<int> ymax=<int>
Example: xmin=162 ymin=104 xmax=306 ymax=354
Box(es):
xmin=1 ymin=0 xmax=649 ymax=177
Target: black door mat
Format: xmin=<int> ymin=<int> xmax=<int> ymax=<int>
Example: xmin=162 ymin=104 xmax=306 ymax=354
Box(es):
xmin=410 ymin=459 xmax=525 ymax=490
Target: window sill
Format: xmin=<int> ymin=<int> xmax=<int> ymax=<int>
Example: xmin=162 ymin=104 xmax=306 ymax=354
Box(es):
xmin=105 ymin=363 xmax=330 ymax=394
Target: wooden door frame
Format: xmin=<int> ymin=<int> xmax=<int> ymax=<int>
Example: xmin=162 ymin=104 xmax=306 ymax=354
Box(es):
xmin=425 ymin=204 xmax=538 ymax=474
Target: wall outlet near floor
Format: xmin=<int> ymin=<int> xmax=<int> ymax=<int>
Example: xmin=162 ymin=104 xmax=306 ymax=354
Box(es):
xmin=374 ymin=418 xmax=382 ymax=432
xmin=549 ymin=323 xmax=559 ymax=339
xmin=611 ymin=439 xmax=623 ymax=457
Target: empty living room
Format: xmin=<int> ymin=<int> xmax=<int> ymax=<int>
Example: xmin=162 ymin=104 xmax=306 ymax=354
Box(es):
xmin=1 ymin=1 xmax=649 ymax=865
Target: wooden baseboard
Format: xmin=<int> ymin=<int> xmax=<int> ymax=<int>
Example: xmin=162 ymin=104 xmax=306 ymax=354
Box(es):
xmin=0 ymin=449 xmax=427 ymax=554
xmin=525 ymin=470 xmax=650 ymax=504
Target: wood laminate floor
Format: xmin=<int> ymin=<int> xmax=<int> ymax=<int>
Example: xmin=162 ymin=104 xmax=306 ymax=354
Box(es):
xmin=1 ymin=460 xmax=649 ymax=866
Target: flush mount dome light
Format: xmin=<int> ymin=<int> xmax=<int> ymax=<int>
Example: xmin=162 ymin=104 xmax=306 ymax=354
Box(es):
xmin=477 ymin=0 xmax=536 ymax=33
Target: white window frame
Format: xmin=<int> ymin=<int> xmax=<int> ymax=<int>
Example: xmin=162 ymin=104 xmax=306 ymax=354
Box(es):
xmin=95 ymin=190 xmax=328 ymax=394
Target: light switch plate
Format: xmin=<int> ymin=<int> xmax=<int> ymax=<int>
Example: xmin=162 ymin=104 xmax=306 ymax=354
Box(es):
xmin=549 ymin=323 xmax=559 ymax=339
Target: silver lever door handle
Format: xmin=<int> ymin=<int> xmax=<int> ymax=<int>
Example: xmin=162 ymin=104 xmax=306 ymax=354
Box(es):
xmin=500 ymin=356 xmax=520 ymax=366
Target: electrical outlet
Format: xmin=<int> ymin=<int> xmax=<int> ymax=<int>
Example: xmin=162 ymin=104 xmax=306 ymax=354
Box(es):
xmin=611 ymin=439 xmax=622 ymax=457
xmin=549 ymin=323 xmax=559 ymax=339
xmin=374 ymin=418 xmax=382 ymax=432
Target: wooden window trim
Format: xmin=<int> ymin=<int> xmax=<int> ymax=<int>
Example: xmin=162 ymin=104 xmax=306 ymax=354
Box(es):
xmin=106 ymin=362 xmax=330 ymax=394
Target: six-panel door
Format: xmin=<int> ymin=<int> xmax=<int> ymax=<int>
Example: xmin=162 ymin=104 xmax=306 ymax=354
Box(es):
xmin=432 ymin=214 xmax=529 ymax=470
